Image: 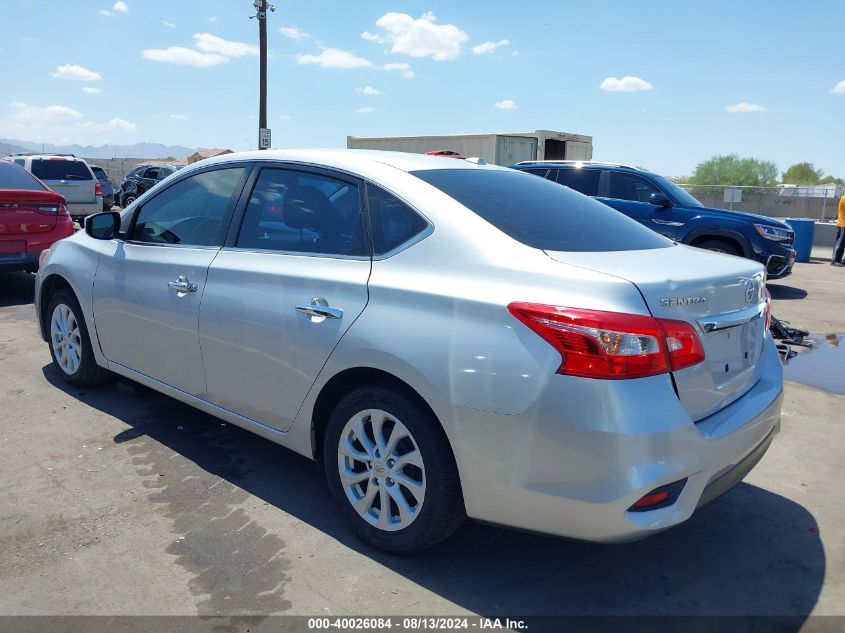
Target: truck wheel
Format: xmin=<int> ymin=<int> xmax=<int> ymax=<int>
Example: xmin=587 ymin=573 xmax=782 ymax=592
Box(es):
xmin=696 ymin=239 xmax=741 ymax=257
xmin=323 ymin=385 xmax=465 ymax=553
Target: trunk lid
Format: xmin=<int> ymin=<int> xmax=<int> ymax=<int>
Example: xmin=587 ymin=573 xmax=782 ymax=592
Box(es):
xmin=30 ymin=158 xmax=96 ymax=205
xmin=0 ymin=189 xmax=64 ymax=235
xmin=546 ymin=244 xmax=768 ymax=421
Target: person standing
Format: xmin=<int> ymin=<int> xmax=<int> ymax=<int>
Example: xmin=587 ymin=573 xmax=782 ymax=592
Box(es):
xmin=833 ymin=191 xmax=845 ymax=266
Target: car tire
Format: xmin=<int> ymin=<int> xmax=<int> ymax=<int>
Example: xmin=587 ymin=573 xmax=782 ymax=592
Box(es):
xmin=46 ymin=289 xmax=110 ymax=387
xmin=123 ymin=195 xmax=136 ymax=207
xmin=323 ymin=385 xmax=465 ymax=553
xmin=696 ymin=239 xmax=741 ymax=257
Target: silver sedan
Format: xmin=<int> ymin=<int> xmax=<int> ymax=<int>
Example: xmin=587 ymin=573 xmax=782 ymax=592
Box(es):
xmin=35 ymin=150 xmax=783 ymax=553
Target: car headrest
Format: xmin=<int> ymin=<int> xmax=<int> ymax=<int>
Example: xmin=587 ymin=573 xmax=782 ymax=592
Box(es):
xmin=284 ymin=186 xmax=339 ymax=233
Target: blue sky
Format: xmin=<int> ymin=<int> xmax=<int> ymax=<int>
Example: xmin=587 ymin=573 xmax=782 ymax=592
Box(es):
xmin=1 ymin=0 xmax=843 ymax=176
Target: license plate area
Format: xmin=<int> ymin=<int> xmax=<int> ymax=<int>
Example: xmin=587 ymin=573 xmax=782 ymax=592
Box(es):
xmin=704 ymin=315 xmax=764 ymax=388
xmin=0 ymin=240 xmax=26 ymax=258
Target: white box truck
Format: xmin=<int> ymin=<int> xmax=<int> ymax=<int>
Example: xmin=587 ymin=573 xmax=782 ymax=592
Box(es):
xmin=346 ymin=130 xmax=593 ymax=166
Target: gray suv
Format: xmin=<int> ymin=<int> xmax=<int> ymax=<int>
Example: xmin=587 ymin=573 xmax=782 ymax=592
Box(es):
xmin=6 ymin=154 xmax=102 ymax=220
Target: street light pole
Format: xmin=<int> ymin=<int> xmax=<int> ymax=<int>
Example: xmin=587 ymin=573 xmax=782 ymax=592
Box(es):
xmin=253 ymin=0 xmax=273 ymax=150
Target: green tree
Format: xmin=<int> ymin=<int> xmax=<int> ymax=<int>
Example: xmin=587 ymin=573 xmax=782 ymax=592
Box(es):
xmin=688 ymin=154 xmax=779 ymax=188
xmin=819 ymin=175 xmax=845 ymax=186
xmin=781 ymin=162 xmax=824 ymax=185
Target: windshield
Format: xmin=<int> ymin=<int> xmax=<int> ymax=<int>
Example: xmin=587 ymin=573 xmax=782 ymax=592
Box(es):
xmin=413 ymin=168 xmax=672 ymax=252
xmin=651 ymin=174 xmax=702 ymax=207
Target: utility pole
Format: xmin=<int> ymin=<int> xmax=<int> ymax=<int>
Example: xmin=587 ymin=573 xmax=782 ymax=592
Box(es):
xmin=252 ymin=0 xmax=274 ymax=150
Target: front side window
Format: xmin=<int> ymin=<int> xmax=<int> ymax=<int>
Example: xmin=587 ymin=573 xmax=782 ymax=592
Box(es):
xmin=412 ymin=168 xmax=670 ymax=252
xmin=130 ymin=167 xmax=245 ymax=246
xmin=555 ymin=168 xmax=600 ymax=196
xmin=367 ymin=185 xmax=428 ymax=255
xmin=142 ymin=167 xmax=160 ymax=180
xmin=608 ymin=172 xmax=660 ymax=202
xmin=236 ymin=168 xmax=366 ymax=256
xmin=31 ymin=159 xmax=93 ymax=181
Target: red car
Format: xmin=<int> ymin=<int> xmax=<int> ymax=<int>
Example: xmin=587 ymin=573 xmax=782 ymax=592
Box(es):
xmin=0 ymin=159 xmax=74 ymax=273
xmin=425 ymin=149 xmax=467 ymax=159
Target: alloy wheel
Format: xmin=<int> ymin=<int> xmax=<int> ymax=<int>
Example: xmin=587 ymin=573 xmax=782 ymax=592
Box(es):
xmin=50 ymin=303 xmax=82 ymax=375
xmin=337 ymin=409 xmax=426 ymax=531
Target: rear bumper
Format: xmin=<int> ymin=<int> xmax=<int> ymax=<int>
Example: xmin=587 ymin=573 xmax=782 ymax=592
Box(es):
xmin=0 ymin=251 xmax=39 ymax=272
xmin=0 ymin=217 xmax=75 ymax=272
xmin=67 ymin=200 xmax=103 ymax=219
xmin=429 ymin=337 xmax=783 ymax=542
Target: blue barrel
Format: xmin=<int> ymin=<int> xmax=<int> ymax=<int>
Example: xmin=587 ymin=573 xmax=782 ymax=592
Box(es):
xmin=785 ymin=218 xmax=815 ymax=263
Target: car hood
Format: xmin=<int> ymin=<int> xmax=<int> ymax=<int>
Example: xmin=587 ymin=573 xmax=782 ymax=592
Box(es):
xmin=683 ymin=204 xmax=791 ymax=229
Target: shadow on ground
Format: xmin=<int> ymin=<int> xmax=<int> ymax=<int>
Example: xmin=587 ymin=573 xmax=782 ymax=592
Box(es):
xmin=0 ymin=272 xmax=35 ymax=308
xmin=42 ymin=365 xmax=825 ymax=623
xmin=768 ymin=283 xmax=809 ymax=301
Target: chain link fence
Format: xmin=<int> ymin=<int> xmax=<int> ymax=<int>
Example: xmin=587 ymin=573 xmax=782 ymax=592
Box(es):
xmin=678 ymin=184 xmax=844 ymax=222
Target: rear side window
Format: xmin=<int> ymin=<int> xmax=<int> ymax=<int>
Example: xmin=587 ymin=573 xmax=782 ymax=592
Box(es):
xmin=236 ymin=168 xmax=366 ymax=256
xmin=0 ymin=161 xmax=46 ymax=190
xmin=367 ymin=186 xmax=428 ymax=255
xmin=31 ymin=159 xmax=93 ymax=181
xmin=555 ymin=168 xmax=600 ymax=196
xmin=412 ymin=169 xmax=671 ymax=252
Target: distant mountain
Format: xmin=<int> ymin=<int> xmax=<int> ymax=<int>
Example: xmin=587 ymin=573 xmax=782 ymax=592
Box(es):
xmin=0 ymin=139 xmax=196 ymax=160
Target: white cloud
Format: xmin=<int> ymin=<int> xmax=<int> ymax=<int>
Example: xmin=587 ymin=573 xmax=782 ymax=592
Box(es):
xmin=208 ymin=16 xmax=218 ymax=23
xmin=98 ymin=1 xmax=127 ymax=16
xmin=0 ymin=102 xmax=137 ymax=144
xmin=363 ymin=12 xmax=468 ymax=61
xmin=356 ymin=86 xmax=383 ymax=95
xmin=162 ymin=20 xmax=177 ymax=28
xmin=830 ymin=80 xmax=845 ymax=94
xmin=355 ymin=107 xmax=375 ymax=114
xmin=280 ymin=26 xmax=310 ymax=40
xmin=599 ymin=76 xmax=654 ymax=92
xmin=169 ymin=113 xmax=188 ymax=120
xmin=297 ymin=48 xmax=372 ymax=69
xmin=193 ymin=33 xmax=258 ymax=58
xmin=472 ymin=38 xmax=509 ymax=55
xmin=50 ymin=64 xmax=101 ymax=81
xmin=383 ymin=62 xmax=415 ymax=78
xmin=82 ymin=87 xmax=102 ymax=94
xmin=141 ymin=46 xmax=229 ymax=67
xmin=494 ymin=99 xmax=517 ymax=110
xmin=725 ymin=102 xmax=768 ymax=113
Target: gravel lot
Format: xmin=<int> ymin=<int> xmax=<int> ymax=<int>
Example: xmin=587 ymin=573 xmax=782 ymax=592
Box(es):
xmin=1 ymin=253 xmax=843 ymax=624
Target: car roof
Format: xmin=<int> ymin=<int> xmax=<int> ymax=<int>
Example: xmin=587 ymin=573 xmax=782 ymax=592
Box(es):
xmin=194 ymin=149 xmax=510 ymax=174
xmin=515 ymin=161 xmax=652 ymax=175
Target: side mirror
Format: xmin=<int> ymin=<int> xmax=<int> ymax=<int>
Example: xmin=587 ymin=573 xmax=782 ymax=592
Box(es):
xmin=649 ymin=192 xmax=673 ymax=207
xmin=84 ymin=211 xmax=121 ymax=240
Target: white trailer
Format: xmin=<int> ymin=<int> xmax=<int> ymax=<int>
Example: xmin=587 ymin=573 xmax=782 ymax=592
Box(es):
xmin=346 ymin=130 xmax=593 ymax=166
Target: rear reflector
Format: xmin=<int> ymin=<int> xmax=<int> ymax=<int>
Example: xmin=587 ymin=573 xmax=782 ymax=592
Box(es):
xmin=508 ymin=303 xmax=705 ymax=379
xmin=628 ymin=479 xmax=687 ymax=512
xmin=95 ymin=181 xmax=102 ymax=196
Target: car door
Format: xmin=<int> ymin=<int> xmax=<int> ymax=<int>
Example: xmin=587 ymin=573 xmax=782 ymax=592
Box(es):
xmin=92 ymin=164 xmax=249 ymax=395
xmin=596 ymin=171 xmax=681 ymax=239
xmin=199 ymin=165 xmax=371 ymax=432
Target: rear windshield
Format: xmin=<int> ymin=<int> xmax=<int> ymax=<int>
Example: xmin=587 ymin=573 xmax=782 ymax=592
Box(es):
xmin=0 ymin=161 xmax=46 ymax=191
xmin=31 ymin=159 xmax=93 ymax=181
xmin=412 ymin=169 xmax=672 ymax=252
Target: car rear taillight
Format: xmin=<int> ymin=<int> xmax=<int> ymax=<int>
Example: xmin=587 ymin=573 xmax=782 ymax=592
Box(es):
xmin=95 ymin=181 xmax=102 ymax=196
xmin=764 ymin=287 xmax=772 ymax=333
xmin=34 ymin=204 xmax=61 ymax=214
xmin=507 ymin=303 xmax=705 ymax=379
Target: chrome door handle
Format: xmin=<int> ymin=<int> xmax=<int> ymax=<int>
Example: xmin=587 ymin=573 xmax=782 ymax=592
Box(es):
xmin=167 ymin=275 xmax=197 ymax=293
xmin=296 ymin=297 xmax=342 ymax=320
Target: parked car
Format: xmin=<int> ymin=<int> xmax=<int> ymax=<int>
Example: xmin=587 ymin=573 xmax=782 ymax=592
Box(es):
xmin=4 ymin=154 xmax=102 ymax=222
xmin=425 ymin=150 xmax=467 ymax=159
xmin=511 ymin=161 xmax=797 ymax=279
xmin=90 ymin=165 xmax=115 ymax=211
xmin=0 ymin=159 xmax=74 ymax=273
xmin=36 ymin=150 xmax=782 ymax=552
xmin=117 ymin=164 xmax=179 ymax=207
